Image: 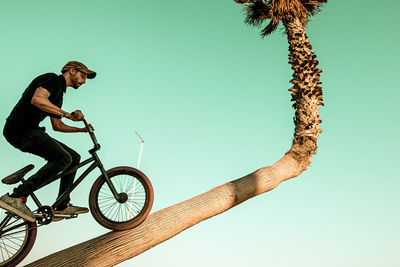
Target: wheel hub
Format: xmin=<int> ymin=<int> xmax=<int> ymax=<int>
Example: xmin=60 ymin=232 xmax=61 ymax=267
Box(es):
xmin=118 ymin=193 xmax=128 ymax=203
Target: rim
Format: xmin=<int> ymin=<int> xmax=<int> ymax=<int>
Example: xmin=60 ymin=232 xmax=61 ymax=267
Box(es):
xmin=97 ymin=174 xmax=147 ymax=223
xmin=0 ymin=211 xmax=29 ymax=265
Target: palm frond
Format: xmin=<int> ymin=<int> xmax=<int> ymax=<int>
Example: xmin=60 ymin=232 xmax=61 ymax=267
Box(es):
xmin=269 ymin=0 xmax=308 ymax=23
xmin=234 ymin=0 xmax=254 ymax=3
xmin=235 ymin=0 xmax=327 ymax=37
xmin=261 ymin=17 xmax=280 ymax=37
xmin=300 ymin=0 xmax=327 ymax=16
xmin=243 ymin=0 xmax=271 ymax=27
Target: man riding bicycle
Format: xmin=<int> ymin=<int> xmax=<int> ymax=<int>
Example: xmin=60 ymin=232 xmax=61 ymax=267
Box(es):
xmin=0 ymin=61 xmax=96 ymax=223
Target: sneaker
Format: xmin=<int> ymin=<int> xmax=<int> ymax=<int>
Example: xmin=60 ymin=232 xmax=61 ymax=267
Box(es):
xmin=55 ymin=203 xmax=89 ymax=215
xmin=0 ymin=194 xmax=36 ymax=223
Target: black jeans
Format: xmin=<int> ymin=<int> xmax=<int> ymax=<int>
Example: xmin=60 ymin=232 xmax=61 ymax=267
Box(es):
xmin=3 ymin=122 xmax=80 ymax=207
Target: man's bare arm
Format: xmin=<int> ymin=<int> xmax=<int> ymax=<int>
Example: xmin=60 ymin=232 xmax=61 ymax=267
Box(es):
xmin=31 ymin=87 xmax=81 ymax=121
xmin=31 ymin=87 xmax=66 ymax=117
xmin=50 ymin=117 xmax=87 ymax=133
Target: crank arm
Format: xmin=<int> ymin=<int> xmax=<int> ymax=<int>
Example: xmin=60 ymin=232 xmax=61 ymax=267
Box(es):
xmin=53 ymin=214 xmax=78 ymax=219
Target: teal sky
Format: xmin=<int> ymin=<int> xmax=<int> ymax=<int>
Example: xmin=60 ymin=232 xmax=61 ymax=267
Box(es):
xmin=1 ymin=0 xmax=399 ymax=266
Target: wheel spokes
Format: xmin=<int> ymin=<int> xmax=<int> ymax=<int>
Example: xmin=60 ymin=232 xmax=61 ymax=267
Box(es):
xmin=97 ymin=175 xmax=147 ymax=222
xmin=0 ymin=214 xmax=28 ymax=263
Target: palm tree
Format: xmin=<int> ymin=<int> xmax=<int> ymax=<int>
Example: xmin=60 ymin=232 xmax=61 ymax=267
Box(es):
xmin=236 ymin=0 xmax=326 ymax=166
xmin=27 ymin=1 xmax=327 ymax=266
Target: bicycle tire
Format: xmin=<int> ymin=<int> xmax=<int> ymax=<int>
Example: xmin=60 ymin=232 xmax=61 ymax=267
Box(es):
xmin=89 ymin=166 xmax=154 ymax=231
xmin=0 ymin=209 xmax=37 ymax=267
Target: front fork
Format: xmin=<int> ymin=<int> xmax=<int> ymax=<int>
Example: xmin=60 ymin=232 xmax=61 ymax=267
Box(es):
xmin=93 ymin=152 xmax=122 ymax=201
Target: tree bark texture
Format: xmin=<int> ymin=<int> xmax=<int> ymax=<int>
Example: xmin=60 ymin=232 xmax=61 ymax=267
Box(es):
xmin=27 ymin=14 xmax=324 ymax=267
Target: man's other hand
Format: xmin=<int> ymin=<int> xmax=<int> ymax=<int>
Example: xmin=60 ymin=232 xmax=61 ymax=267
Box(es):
xmin=66 ymin=110 xmax=84 ymax=121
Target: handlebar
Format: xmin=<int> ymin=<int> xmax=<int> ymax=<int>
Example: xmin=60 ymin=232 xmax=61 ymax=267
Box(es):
xmin=83 ymin=119 xmax=100 ymax=151
xmin=82 ymin=119 xmax=94 ymax=132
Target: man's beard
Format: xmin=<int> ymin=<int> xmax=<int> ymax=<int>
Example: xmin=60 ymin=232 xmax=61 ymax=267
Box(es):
xmin=71 ymin=76 xmax=81 ymax=89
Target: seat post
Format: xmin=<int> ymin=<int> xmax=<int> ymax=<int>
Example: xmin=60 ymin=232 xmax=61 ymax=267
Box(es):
xmin=28 ymin=192 xmax=42 ymax=208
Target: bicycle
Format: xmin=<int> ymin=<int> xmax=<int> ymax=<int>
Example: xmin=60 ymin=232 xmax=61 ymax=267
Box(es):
xmin=0 ymin=118 xmax=154 ymax=267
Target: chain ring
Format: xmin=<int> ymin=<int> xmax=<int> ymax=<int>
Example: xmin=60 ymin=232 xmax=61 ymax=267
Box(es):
xmin=36 ymin=206 xmax=54 ymax=225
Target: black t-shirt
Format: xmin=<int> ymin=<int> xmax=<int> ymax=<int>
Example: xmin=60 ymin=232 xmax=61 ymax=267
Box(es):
xmin=6 ymin=73 xmax=66 ymax=131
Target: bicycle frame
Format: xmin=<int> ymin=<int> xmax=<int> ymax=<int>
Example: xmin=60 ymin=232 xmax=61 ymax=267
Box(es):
xmin=27 ymin=119 xmax=122 ymax=211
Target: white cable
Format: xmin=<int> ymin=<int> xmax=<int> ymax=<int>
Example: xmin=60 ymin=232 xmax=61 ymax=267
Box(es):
xmin=127 ymin=132 xmax=144 ymax=220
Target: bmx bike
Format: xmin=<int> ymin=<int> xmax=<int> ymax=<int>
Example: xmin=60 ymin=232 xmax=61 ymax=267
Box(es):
xmin=0 ymin=118 xmax=154 ymax=267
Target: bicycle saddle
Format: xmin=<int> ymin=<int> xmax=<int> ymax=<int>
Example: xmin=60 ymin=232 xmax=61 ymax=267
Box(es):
xmin=2 ymin=164 xmax=35 ymax=185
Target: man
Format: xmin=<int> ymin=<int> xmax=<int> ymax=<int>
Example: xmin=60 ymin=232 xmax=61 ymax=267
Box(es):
xmin=0 ymin=61 xmax=96 ymax=223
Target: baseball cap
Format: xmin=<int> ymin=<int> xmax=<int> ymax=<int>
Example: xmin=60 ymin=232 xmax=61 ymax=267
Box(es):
xmin=61 ymin=61 xmax=96 ymax=79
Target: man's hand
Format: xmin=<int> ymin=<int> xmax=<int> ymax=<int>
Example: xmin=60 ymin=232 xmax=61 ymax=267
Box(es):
xmin=79 ymin=124 xmax=94 ymax=133
xmin=65 ymin=110 xmax=84 ymax=121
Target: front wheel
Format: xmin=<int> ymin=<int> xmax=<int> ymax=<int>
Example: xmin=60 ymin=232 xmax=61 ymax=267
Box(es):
xmin=0 ymin=209 xmax=37 ymax=267
xmin=89 ymin=167 xmax=154 ymax=231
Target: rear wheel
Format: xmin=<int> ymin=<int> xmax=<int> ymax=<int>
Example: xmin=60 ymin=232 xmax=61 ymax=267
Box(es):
xmin=89 ymin=167 xmax=154 ymax=231
xmin=0 ymin=209 xmax=37 ymax=267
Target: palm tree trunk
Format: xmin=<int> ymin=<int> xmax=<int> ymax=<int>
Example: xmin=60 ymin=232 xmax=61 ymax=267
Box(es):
xmin=27 ymin=155 xmax=305 ymax=267
xmin=285 ymin=16 xmax=323 ymax=164
xmin=26 ymin=16 xmax=324 ymax=267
